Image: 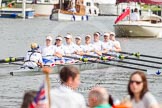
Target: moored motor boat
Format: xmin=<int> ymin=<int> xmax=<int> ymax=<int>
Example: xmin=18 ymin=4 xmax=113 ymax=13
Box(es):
xmin=114 ymin=14 xmax=162 ymax=38
xmin=114 ymin=0 xmax=162 ymax=38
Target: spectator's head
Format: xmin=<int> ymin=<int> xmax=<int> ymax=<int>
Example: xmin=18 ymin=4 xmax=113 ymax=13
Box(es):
xmin=134 ymin=8 xmax=138 ymax=12
xmin=88 ymin=87 xmax=109 ymax=107
xmin=128 ymin=71 xmax=148 ymax=100
xmin=59 ymin=66 xmax=80 ymax=90
xmin=21 ymin=90 xmax=37 ymax=108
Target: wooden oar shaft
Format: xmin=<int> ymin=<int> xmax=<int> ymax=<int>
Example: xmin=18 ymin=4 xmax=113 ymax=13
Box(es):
xmin=103 ymin=53 xmax=162 ymax=65
xmin=63 ymin=56 xmax=147 ymax=71
xmin=0 ymin=57 xmax=24 ymax=63
xmin=46 ymin=73 xmax=51 ymax=108
xmin=84 ymin=54 xmax=161 ymax=69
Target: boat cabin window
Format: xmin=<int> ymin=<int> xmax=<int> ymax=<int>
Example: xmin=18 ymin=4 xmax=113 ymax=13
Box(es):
xmin=86 ymin=2 xmax=91 ymax=6
xmin=141 ymin=14 xmax=162 ymax=23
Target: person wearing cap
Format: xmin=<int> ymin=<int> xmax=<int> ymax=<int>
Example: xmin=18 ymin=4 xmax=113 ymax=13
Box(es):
xmin=23 ymin=43 xmax=43 ymax=69
xmin=83 ymin=34 xmax=94 ymax=55
xmin=40 ymin=35 xmax=59 ymax=66
xmin=92 ymin=32 xmax=103 ymax=56
xmin=102 ymin=32 xmax=114 ymax=54
xmin=54 ymin=36 xmax=66 ymax=64
xmin=64 ymin=33 xmax=78 ymax=63
xmin=109 ymin=32 xmax=121 ymax=52
xmin=74 ymin=36 xmax=84 ymax=57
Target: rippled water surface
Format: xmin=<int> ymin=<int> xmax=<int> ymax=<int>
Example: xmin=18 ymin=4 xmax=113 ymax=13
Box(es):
xmin=0 ymin=16 xmax=162 ymax=108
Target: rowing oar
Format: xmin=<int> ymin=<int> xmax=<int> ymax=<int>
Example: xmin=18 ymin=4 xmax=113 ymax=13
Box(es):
xmin=83 ymin=54 xmax=161 ymax=69
xmin=42 ymin=67 xmax=51 ymax=108
xmin=63 ymin=55 xmax=147 ymax=71
xmin=102 ymin=53 xmax=162 ymax=65
xmin=0 ymin=57 xmax=24 ymax=63
xmin=110 ymin=51 xmax=162 ymax=59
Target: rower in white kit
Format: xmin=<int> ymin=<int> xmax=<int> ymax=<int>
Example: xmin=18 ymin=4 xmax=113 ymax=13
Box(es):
xmin=64 ymin=33 xmax=78 ymax=63
xmin=40 ymin=35 xmax=61 ymax=66
xmin=92 ymin=32 xmax=103 ymax=56
xmin=54 ymin=36 xmax=65 ymax=64
xmin=23 ymin=43 xmax=43 ymax=69
xmin=102 ymin=32 xmax=114 ymax=54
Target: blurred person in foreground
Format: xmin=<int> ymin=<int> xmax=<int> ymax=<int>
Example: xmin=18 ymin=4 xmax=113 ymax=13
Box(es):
xmin=50 ymin=66 xmax=86 ymax=108
xmin=127 ymin=71 xmax=159 ymax=108
xmin=88 ymin=86 xmax=111 ymax=108
xmin=21 ymin=90 xmax=37 ymax=108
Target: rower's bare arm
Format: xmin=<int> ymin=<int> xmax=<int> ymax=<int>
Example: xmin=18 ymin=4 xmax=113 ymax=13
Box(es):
xmin=94 ymin=50 xmax=102 ymax=56
xmin=102 ymin=49 xmax=108 ymax=54
xmin=114 ymin=44 xmax=122 ymax=52
xmin=150 ymin=104 xmax=160 ymax=108
xmin=54 ymin=52 xmax=62 ymax=58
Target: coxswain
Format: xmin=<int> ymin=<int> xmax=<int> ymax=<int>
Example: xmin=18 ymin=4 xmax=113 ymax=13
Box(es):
xmin=23 ymin=43 xmax=43 ymax=69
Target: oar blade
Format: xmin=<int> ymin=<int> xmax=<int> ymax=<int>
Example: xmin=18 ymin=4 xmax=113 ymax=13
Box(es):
xmin=147 ymin=69 xmax=162 ymax=75
xmin=0 ymin=57 xmax=24 ymax=63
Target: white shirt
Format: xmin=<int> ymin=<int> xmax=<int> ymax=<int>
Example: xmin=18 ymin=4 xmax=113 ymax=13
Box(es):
xmin=64 ymin=42 xmax=77 ymax=55
xmin=55 ymin=44 xmax=65 ymax=55
xmin=130 ymin=12 xmax=140 ymax=21
xmin=23 ymin=51 xmax=43 ymax=68
xmin=102 ymin=40 xmax=114 ymax=51
xmin=76 ymin=44 xmax=84 ymax=52
xmin=83 ymin=43 xmax=94 ymax=52
xmin=132 ymin=92 xmax=159 ymax=108
xmin=112 ymin=40 xmax=121 ymax=50
xmin=93 ymin=40 xmax=103 ymax=51
xmin=40 ymin=45 xmax=56 ymax=57
xmin=40 ymin=45 xmax=56 ymax=65
xmin=51 ymin=85 xmax=86 ymax=108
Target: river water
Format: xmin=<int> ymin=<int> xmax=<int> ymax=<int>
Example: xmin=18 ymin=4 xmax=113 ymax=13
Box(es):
xmin=0 ymin=16 xmax=162 ymax=108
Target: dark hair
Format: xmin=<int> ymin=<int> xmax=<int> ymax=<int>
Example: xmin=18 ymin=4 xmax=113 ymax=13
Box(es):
xmin=21 ymin=90 xmax=37 ymax=108
xmin=134 ymin=8 xmax=138 ymax=12
xmin=59 ymin=66 xmax=80 ymax=83
xmin=108 ymin=94 xmax=114 ymax=106
xmin=128 ymin=71 xmax=148 ymax=100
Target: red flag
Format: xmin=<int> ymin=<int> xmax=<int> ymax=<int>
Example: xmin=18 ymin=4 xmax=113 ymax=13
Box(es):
xmin=115 ymin=7 xmax=130 ymax=24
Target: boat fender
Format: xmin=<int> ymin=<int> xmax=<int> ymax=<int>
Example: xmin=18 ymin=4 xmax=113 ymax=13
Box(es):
xmin=72 ymin=15 xmax=75 ymax=21
xmin=81 ymin=16 xmax=84 ymax=21
xmin=86 ymin=15 xmax=89 ymax=21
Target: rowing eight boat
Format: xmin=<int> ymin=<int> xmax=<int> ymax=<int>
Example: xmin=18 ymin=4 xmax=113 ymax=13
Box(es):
xmin=10 ymin=62 xmax=116 ymax=76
